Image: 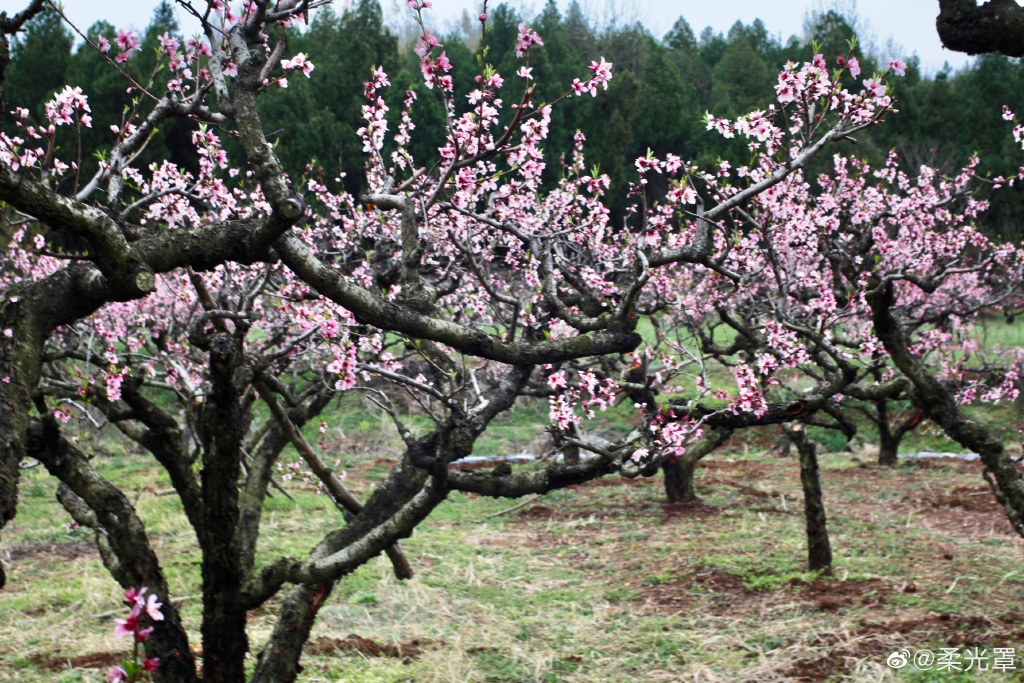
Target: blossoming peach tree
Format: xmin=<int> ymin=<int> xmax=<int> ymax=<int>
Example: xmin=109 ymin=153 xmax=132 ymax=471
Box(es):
xmin=2 ymin=1 xmax=1024 ymax=681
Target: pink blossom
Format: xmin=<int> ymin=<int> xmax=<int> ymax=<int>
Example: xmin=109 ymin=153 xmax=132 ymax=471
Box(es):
xmin=371 ymin=66 xmax=390 ymax=88
xmin=124 ymin=586 xmax=146 ymax=606
xmin=144 ymin=592 xmax=164 ymax=621
xmin=435 ymin=51 xmax=452 ymax=73
xmin=158 ymin=32 xmax=179 ymax=58
xmin=281 ymin=53 xmax=314 ymax=78
xmin=515 ymin=23 xmax=543 ymax=58
xmin=847 ymin=56 xmax=860 ymax=78
xmin=97 ymin=35 xmax=111 ymax=54
xmin=863 ymin=77 xmax=886 ymax=100
xmin=114 ymin=29 xmax=140 ymax=61
xmin=588 ymin=58 xmax=613 ymax=90
xmin=547 ymin=371 xmax=568 ymax=390
xmin=414 ymin=30 xmax=440 ymax=58
xmin=113 ymin=605 xmax=141 ymax=638
xmin=106 ymin=666 xmax=128 ymax=683
xmin=888 ymin=58 xmax=907 ymax=76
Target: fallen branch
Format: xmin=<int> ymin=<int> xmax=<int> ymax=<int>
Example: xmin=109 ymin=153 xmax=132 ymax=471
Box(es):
xmin=480 ymin=493 xmax=545 ymax=520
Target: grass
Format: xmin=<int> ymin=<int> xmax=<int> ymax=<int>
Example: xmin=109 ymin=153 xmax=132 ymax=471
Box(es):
xmin=3 ymin=431 xmax=1024 ymax=682
xmin=3 ymin=320 xmax=1023 ymax=681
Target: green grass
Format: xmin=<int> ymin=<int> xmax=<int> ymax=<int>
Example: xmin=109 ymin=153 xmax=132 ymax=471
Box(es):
xmin=6 ymin=439 xmax=1024 ymax=681
xmin=4 ymin=315 xmax=1024 ymax=681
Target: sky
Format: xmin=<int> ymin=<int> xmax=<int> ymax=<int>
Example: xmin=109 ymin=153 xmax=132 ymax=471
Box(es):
xmin=47 ymin=0 xmax=985 ymax=74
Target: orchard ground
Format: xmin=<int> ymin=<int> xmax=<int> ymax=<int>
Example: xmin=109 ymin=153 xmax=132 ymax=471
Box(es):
xmin=3 ymin=318 xmax=1024 ymax=683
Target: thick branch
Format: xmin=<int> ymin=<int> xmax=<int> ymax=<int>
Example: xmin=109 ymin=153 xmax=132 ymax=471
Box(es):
xmin=254 ymin=381 xmax=414 ymax=580
xmin=868 ymin=280 xmax=1024 ymax=536
xmin=447 ymin=455 xmax=621 ymax=498
xmin=275 ymin=233 xmax=641 ymax=365
xmin=27 ymin=417 xmax=198 ymax=682
xmin=936 ymin=0 xmax=1024 ymax=57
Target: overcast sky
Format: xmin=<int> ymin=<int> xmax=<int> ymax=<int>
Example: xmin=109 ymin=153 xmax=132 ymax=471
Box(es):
xmin=46 ymin=0 xmax=989 ymax=74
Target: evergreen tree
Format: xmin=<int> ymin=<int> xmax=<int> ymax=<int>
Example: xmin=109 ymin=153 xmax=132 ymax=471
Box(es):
xmin=257 ymin=0 xmax=399 ymax=193
xmin=710 ymin=23 xmax=773 ymax=116
xmin=4 ymin=7 xmax=73 ymax=123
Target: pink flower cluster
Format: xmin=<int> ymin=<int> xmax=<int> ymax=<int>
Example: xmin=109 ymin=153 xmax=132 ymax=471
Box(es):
xmin=45 ymin=86 xmax=92 ymax=128
xmin=0 ymin=86 xmax=94 ymax=175
xmin=570 ymin=58 xmax=614 ymax=97
xmin=413 ymin=27 xmax=453 ymax=91
xmin=547 ymin=369 xmax=616 ymax=430
xmin=281 ymin=52 xmax=315 ymax=78
xmin=357 ymin=66 xmax=391 ymax=152
xmin=113 ymin=29 xmax=141 ymax=62
xmin=106 ymin=586 xmax=163 ymax=682
xmin=515 ymin=23 xmax=544 ymax=58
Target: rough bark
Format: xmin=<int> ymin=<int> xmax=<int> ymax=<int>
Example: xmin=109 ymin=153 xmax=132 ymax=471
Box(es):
xmin=786 ymin=425 xmax=833 ymax=573
xmin=876 ymin=404 xmax=922 ymax=467
xmin=249 ymin=366 xmax=532 ymax=680
xmin=0 ymin=1 xmax=46 ymax=117
xmin=936 ymin=0 xmax=1024 ymax=57
xmin=661 ymin=428 xmax=732 ymax=503
xmin=236 ymin=386 xmax=334 ymax=577
xmin=662 ymin=456 xmax=698 ymax=503
xmin=250 ymin=582 xmax=334 ymax=683
xmin=249 ymin=447 xmax=440 ymax=682
xmin=275 ymin=233 xmax=642 ymax=366
xmin=118 ymin=380 xmax=205 ymax=535
xmin=197 ymin=333 xmax=250 ymax=683
xmin=254 ymin=380 xmax=413 ymax=580
xmin=27 ymin=417 xmax=199 ymax=683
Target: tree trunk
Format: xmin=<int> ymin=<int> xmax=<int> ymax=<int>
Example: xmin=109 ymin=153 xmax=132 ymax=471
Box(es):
xmin=198 ymin=333 xmax=249 ymax=683
xmin=28 ymin=417 xmax=200 ymax=683
xmin=876 ymin=400 xmax=924 ymax=467
xmin=877 ymin=401 xmax=898 ymax=466
xmin=787 ymin=425 xmax=833 ymax=573
xmin=251 ymin=582 xmax=334 ymax=683
xmin=660 ymin=428 xmax=732 ymax=504
xmin=662 ymin=456 xmax=697 ymax=503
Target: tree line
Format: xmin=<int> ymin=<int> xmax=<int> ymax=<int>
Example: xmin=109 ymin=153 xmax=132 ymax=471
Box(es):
xmin=7 ymin=0 xmax=1024 ymax=240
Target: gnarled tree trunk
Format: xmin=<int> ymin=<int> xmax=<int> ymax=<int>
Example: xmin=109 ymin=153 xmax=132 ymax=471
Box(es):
xmin=661 ymin=428 xmax=732 ymax=503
